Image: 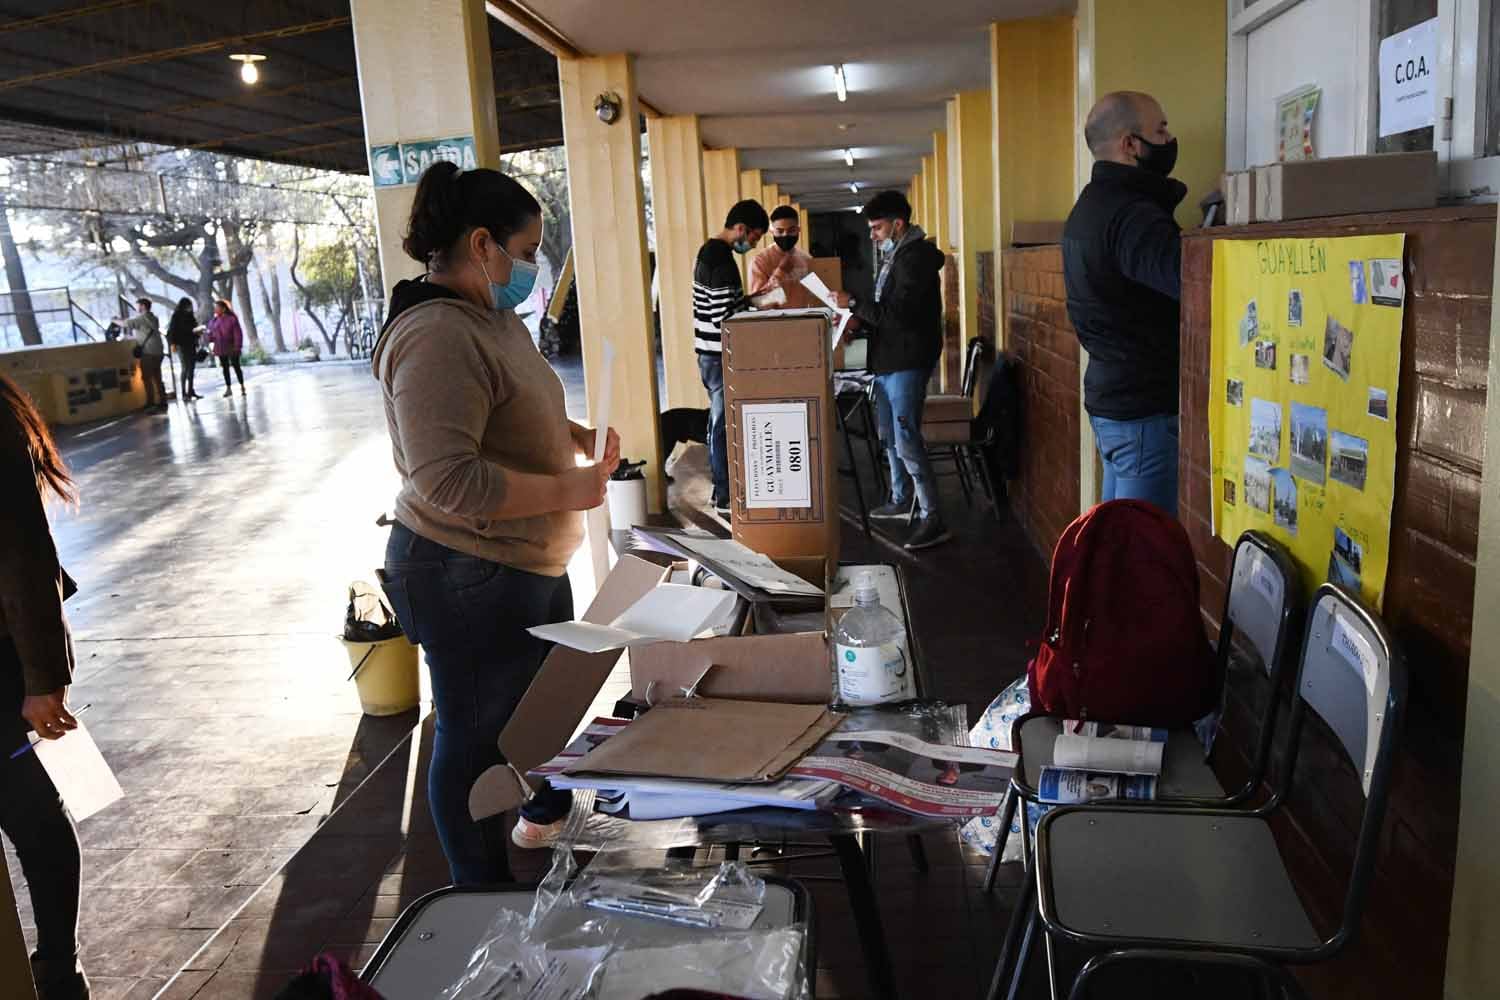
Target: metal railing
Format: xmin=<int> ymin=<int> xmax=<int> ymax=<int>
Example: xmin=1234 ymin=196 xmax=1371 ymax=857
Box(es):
xmin=0 ymin=286 xmax=104 ymax=349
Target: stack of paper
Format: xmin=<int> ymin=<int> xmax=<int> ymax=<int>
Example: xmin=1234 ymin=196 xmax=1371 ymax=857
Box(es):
xmin=798 ymin=272 xmax=855 ymax=346
xmin=630 ymin=527 xmax=823 ymax=609
xmin=529 ymin=583 xmax=742 ymax=653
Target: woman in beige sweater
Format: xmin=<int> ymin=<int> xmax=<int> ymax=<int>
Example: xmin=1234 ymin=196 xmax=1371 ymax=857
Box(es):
xmin=373 ymin=161 xmax=618 ymax=885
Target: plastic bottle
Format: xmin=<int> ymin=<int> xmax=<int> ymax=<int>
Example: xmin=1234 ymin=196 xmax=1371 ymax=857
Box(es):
xmin=831 ymin=572 xmax=911 ymax=706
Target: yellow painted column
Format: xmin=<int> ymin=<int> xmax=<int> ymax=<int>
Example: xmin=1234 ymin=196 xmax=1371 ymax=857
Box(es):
xmin=930 ymin=130 xmax=950 ymax=251
xmin=739 ymin=168 xmax=763 ymax=203
xmin=797 ymin=204 xmax=811 ymax=244
xmin=989 ymin=16 xmax=1076 ymax=348
xmin=558 ymin=53 xmax=664 ymax=516
xmin=760 ymin=182 xmax=779 ymax=249
xmin=646 ymin=115 xmax=709 ymax=410
xmin=778 ymin=193 xmax=793 ymax=207
xmin=350 ymin=0 xmax=498 ymax=296
xmin=953 ymin=88 xmax=994 ymax=367
xmin=702 ymin=148 xmax=741 ymax=231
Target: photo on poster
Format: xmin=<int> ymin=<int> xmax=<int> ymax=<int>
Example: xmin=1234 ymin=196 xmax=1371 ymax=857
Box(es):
xmin=1248 ymin=398 xmax=1282 ymax=463
xmin=1287 ymin=289 xmax=1303 ymax=327
xmin=1328 ymin=525 xmax=1364 ymax=592
xmin=1290 ymin=353 xmax=1311 ymax=385
xmin=1289 ymin=403 xmax=1328 ymax=484
xmin=1367 ymin=387 xmax=1390 ymax=420
xmin=1254 ymin=339 xmax=1277 ymax=370
xmin=1243 ymin=456 xmax=1271 ymax=514
xmin=1239 ymin=299 xmax=1259 ymax=346
xmin=1369 ymin=259 xmax=1405 ymax=306
xmin=1329 ymin=431 xmax=1369 ymax=491
xmin=1223 ymin=478 xmax=1237 ymax=507
xmin=1226 ymin=378 xmax=1244 ymax=406
xmin=1322 ymin=316 xmax=1354 ymax=381
xmin=1349 ymin=260 xmax=1368 ymax=304
xmin=1270 ymin=468 xmax=1298 ymax=536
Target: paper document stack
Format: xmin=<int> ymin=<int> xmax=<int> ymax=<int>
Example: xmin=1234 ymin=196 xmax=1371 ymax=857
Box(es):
xmin=1036 ymin=721 xmax=1166 ymax=804
xmin=630 ymin=527 xmax=823 ymax=609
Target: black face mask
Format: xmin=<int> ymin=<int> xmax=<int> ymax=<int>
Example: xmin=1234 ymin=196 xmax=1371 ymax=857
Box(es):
xmin=1131 ymin=134 xmax=1179 ymax=177
xmin=773 ymin=235 xmax=798 ymax=252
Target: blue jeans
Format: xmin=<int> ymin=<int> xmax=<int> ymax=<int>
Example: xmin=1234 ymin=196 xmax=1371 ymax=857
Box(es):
xmin=1089 ymin=413 xmax=1180 ymax=515
xmin=698 ymin=352 xmax=729 ymax=504
xmin=872 ymin=368 xmax=940 ymax=519
xmin=381 ymin=523 xmax=574 ymax=885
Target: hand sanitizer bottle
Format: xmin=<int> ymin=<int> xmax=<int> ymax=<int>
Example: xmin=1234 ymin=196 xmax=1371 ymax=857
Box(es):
xmin=832 ymin=572 xmax=911 ymax=706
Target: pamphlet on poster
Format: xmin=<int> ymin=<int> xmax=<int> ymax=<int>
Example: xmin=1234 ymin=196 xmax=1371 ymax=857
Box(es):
xmin=1209 ymin=235 xmax=1405 ymax=608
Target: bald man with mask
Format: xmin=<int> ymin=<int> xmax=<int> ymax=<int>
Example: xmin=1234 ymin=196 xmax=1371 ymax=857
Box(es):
xmin=1063 ymin=90 xmax=1188 ymax=515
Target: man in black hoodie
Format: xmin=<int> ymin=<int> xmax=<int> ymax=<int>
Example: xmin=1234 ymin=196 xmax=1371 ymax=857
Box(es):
xmin=834 ymin=190 xmax=949 ymax=550
xmin=1064 ymin=90 xmax=1187 ymax=515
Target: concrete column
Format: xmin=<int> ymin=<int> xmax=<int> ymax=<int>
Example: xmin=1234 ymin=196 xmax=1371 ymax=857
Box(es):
xmin=647 ymin=115 xmax=709 ymax=411
xmin=778 ymin=193 xmax=793 ymax=207
xmin=760 ymin=181 xmax=779 ymax=249
xmin=558 ymin=53 xmax=664 ymax=517
xmin=797 ymin=203 xmax=810 ymax=242
xmin=930 ymin=129 xmax=950 ymax=251
xmin=952 ymin=88 xmax=993 ymax=365
xmin=702 ymin=148 xmax=741 ymax=229
xmin=1446 ymin=215 xmax=1500 ymax=998
xmin=739 ymin=168 xmax=763 ymax=202
xmin=351 ymin=0 xmax=499 ymax=297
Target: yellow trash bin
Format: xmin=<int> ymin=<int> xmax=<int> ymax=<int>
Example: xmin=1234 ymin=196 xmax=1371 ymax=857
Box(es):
xmin=343 ymin=637 xmax=420 ymax=716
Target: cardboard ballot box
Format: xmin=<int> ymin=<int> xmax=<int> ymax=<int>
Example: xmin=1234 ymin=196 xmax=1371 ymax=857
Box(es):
xmin=1253 ymin=150 xmax=1437 ymax=222
xmin=721 ymin=310 xmax=840 ymax=565
xmin=471 ymin=552 xmax=832 ymax=820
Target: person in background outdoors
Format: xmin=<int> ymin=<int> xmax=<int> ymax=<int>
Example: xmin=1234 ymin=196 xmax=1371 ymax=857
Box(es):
xmin=207 ymin=299 xmax=246 ymax=398
xmin=0 ymin=373 xmax=89 ymax=1000
xmin=373 ymin=161 xmax=620 ymax=884
xmin=166 ymin=298 xmax=202 ymax=402
xmin=832 ymin=190 xmax=950 ymax=551
xmin=693 ymin=198 xmax=768 ymax=518
xmin=748 ymin=205 xmax=816 ymax=308
xmin=1063 ymin=90 xmax=1185 ymax=514
xmin=124 ymin=298 xmax=166 ymax=413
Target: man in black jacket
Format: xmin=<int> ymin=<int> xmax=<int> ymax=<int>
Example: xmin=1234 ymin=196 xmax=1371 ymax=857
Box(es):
xmin=1064 ymin=90 xmax=1187 ymax=515
xmin=693 ymin=199 xmax=768 ymax=517
xmin=834 ymin=191 xmax=949 ymax=550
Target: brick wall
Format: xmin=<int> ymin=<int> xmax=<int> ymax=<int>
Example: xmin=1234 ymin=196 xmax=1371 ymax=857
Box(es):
xmin=977 ymin=250 xmax=998 ymax=347
xmin=1179 ymin=205 xmax=1494 ymax=997
xmin=1003 ymin=245 xmax=1079 ymax=557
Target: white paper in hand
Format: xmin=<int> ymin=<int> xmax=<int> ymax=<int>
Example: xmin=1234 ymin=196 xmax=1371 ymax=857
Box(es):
xmin=593 ymin=338 xmax=615 ymax=465
xmin=32 ymin=720 xmax=124 ymax=821
xmin=799 ymin=271 xmax=839 ymax=309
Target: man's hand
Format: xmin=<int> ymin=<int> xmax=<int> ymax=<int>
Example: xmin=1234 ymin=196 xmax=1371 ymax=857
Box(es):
xmin=22 ymin=688 xmax=77 ymax=741
xmin=557 ymin=464 xmax=611 ymax=511
xmin=832 ymin=291 xmax=852 ymax=309
xmin=599 ymin=427 xmax=621 ymax=474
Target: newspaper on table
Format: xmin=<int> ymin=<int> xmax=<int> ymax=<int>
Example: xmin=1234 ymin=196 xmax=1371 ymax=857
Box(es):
xmin=786 ymin=728 xmax=1017 ymax=819
xmin=531 ymin=718 xmax=841 ymax=819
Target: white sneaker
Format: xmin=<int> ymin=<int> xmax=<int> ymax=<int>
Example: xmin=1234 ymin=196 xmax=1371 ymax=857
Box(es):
xmin=511 ymin=815 xmax=568 ymax=850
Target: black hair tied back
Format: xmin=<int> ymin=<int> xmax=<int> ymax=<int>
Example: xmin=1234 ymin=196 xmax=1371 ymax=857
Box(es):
xmin=402 ymin=161 xmax=543 ymax=268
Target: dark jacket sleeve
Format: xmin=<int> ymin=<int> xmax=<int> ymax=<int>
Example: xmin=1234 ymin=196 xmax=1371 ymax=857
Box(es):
xmin=0 ymin=430 xmax=74 ymax=696
xmin=1110 ymin=201 xmax=1183 ymax=301
xmin=852 ymin=243 xmax=943 ymax=329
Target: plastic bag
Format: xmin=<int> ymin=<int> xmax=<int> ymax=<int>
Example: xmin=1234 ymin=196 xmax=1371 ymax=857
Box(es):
xmin=568 ymin=852 xmax=768 ymax=930
xmin=344 ymin=581 xmax=404 ymax=642
xmin=959 ymin=675 xmax=1030 ymax=862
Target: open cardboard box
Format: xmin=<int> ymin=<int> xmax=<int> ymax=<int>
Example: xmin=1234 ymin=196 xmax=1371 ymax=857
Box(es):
xmin=471 ymin=553 xmax=833 ymax=819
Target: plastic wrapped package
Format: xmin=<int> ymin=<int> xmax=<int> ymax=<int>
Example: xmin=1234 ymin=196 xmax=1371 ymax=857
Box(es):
xmin=441 ymin=846 xmax=809 ymax=1000
xmin=959 ymin=675 xmax=1031 ymax=862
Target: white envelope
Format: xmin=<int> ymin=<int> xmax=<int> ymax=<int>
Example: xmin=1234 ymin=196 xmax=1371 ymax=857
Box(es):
xmin=32 ymin=720 xmax=124 ymax=822
xmin=529 ymin=584 xmax=740 ymax=653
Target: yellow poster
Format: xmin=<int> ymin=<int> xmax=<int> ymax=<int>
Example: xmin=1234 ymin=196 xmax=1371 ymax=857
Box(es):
xmin=1209 ymin=235 xmax=1405 ymax=609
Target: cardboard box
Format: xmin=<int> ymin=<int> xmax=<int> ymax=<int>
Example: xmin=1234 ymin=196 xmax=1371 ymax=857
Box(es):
xmin=473 ymin=552 xmax=832 ymax=819
xmin=722 ymin=310 xmax=841 ymax=564
xmin=1224 ymin=170 xmax=1257 ymax=226
xmin=1253 ymin=151 xmax=1437 ymax=222
xmin=1010 ymin=220 xmax=1065 ymax=246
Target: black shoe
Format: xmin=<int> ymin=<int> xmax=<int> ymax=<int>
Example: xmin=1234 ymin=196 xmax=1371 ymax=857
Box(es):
xmin=904 ymin=516 xmax=951 ymax=551
xmin=31 ymin=955 xmax=90 ymax=1000
xmin=869 ymin=498 xmax=914 ymax=519
xmin=713 ymin=501 xmax=731 ymax=519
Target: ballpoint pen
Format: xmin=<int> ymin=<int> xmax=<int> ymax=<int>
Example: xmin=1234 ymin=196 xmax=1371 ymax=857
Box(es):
xmin=8 ymin=703 xmax=92 ymax=759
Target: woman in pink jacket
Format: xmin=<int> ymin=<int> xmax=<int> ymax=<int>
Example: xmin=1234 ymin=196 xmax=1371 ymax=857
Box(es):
xmin=206 ymin=299 xmax=245 ymax=398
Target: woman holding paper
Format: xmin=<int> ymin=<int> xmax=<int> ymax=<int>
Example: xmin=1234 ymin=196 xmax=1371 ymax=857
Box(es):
xmin=373 ymin=161 xmax=620 ymax=885
xmin=0 ymin=373 xmax=89 ymax=1000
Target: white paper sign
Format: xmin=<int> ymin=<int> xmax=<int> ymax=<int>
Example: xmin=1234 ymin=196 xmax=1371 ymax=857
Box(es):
xmin=32 ymin=720 xmax=124 ymax=822
xmin=1331 ymin=613 xmax=1379 ymax=697
xmin=741 ymin=402 xmax=812 ymax=509
xmin=1379 ymin=18 xmax=1439 ymax=138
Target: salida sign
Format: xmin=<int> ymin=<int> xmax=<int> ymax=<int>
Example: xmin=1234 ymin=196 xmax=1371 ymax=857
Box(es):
xmin=368 ymin=135 xmax=479 ymax=188
xmin=1378 ymin=18 xmax=1439 ymax=138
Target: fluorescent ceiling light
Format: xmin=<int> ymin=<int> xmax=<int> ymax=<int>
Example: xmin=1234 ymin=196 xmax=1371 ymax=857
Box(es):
xmin=833 ymin=64 xmax=847 ymax=103
xmin=843 ymin=148 xmax=855 ymax=168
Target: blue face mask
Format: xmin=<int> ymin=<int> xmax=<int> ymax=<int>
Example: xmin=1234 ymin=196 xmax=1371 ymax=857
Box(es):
xmin=732 ymin=239 xmax=753 ymax=255
xmin=482 ymin=243 xmax=539 ymax=311
xmin=878 ymin=237 xmax=895 ymax=254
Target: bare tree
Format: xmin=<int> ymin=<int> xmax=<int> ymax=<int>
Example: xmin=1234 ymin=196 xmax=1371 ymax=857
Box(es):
xmin=0 ymin=202 xmax=42 ymax=345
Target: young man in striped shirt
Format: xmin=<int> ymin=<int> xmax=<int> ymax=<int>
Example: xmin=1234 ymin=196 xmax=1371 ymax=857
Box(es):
xmin=694 ymin=199 xmax=769 ymax=516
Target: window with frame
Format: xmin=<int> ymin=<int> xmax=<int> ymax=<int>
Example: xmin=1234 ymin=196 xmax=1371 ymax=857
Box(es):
xmin=1375 ymin=0 xmax=1439 ymax=153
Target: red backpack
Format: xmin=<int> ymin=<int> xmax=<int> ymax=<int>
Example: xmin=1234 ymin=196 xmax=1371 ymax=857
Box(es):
xmin=1027 ymin=500 xmax=1219 ymax=728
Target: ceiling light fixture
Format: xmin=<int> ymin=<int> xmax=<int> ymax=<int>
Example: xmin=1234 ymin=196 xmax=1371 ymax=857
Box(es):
xmin=833 ymin=64 xmax=847 ymax=103
xmin=848 ymin=181 xmax=860 ymax=194
xmin=843 ymin=148 xmax=855 ymax=168
xmin=229 ymin=53 xmax=266 ymax=85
